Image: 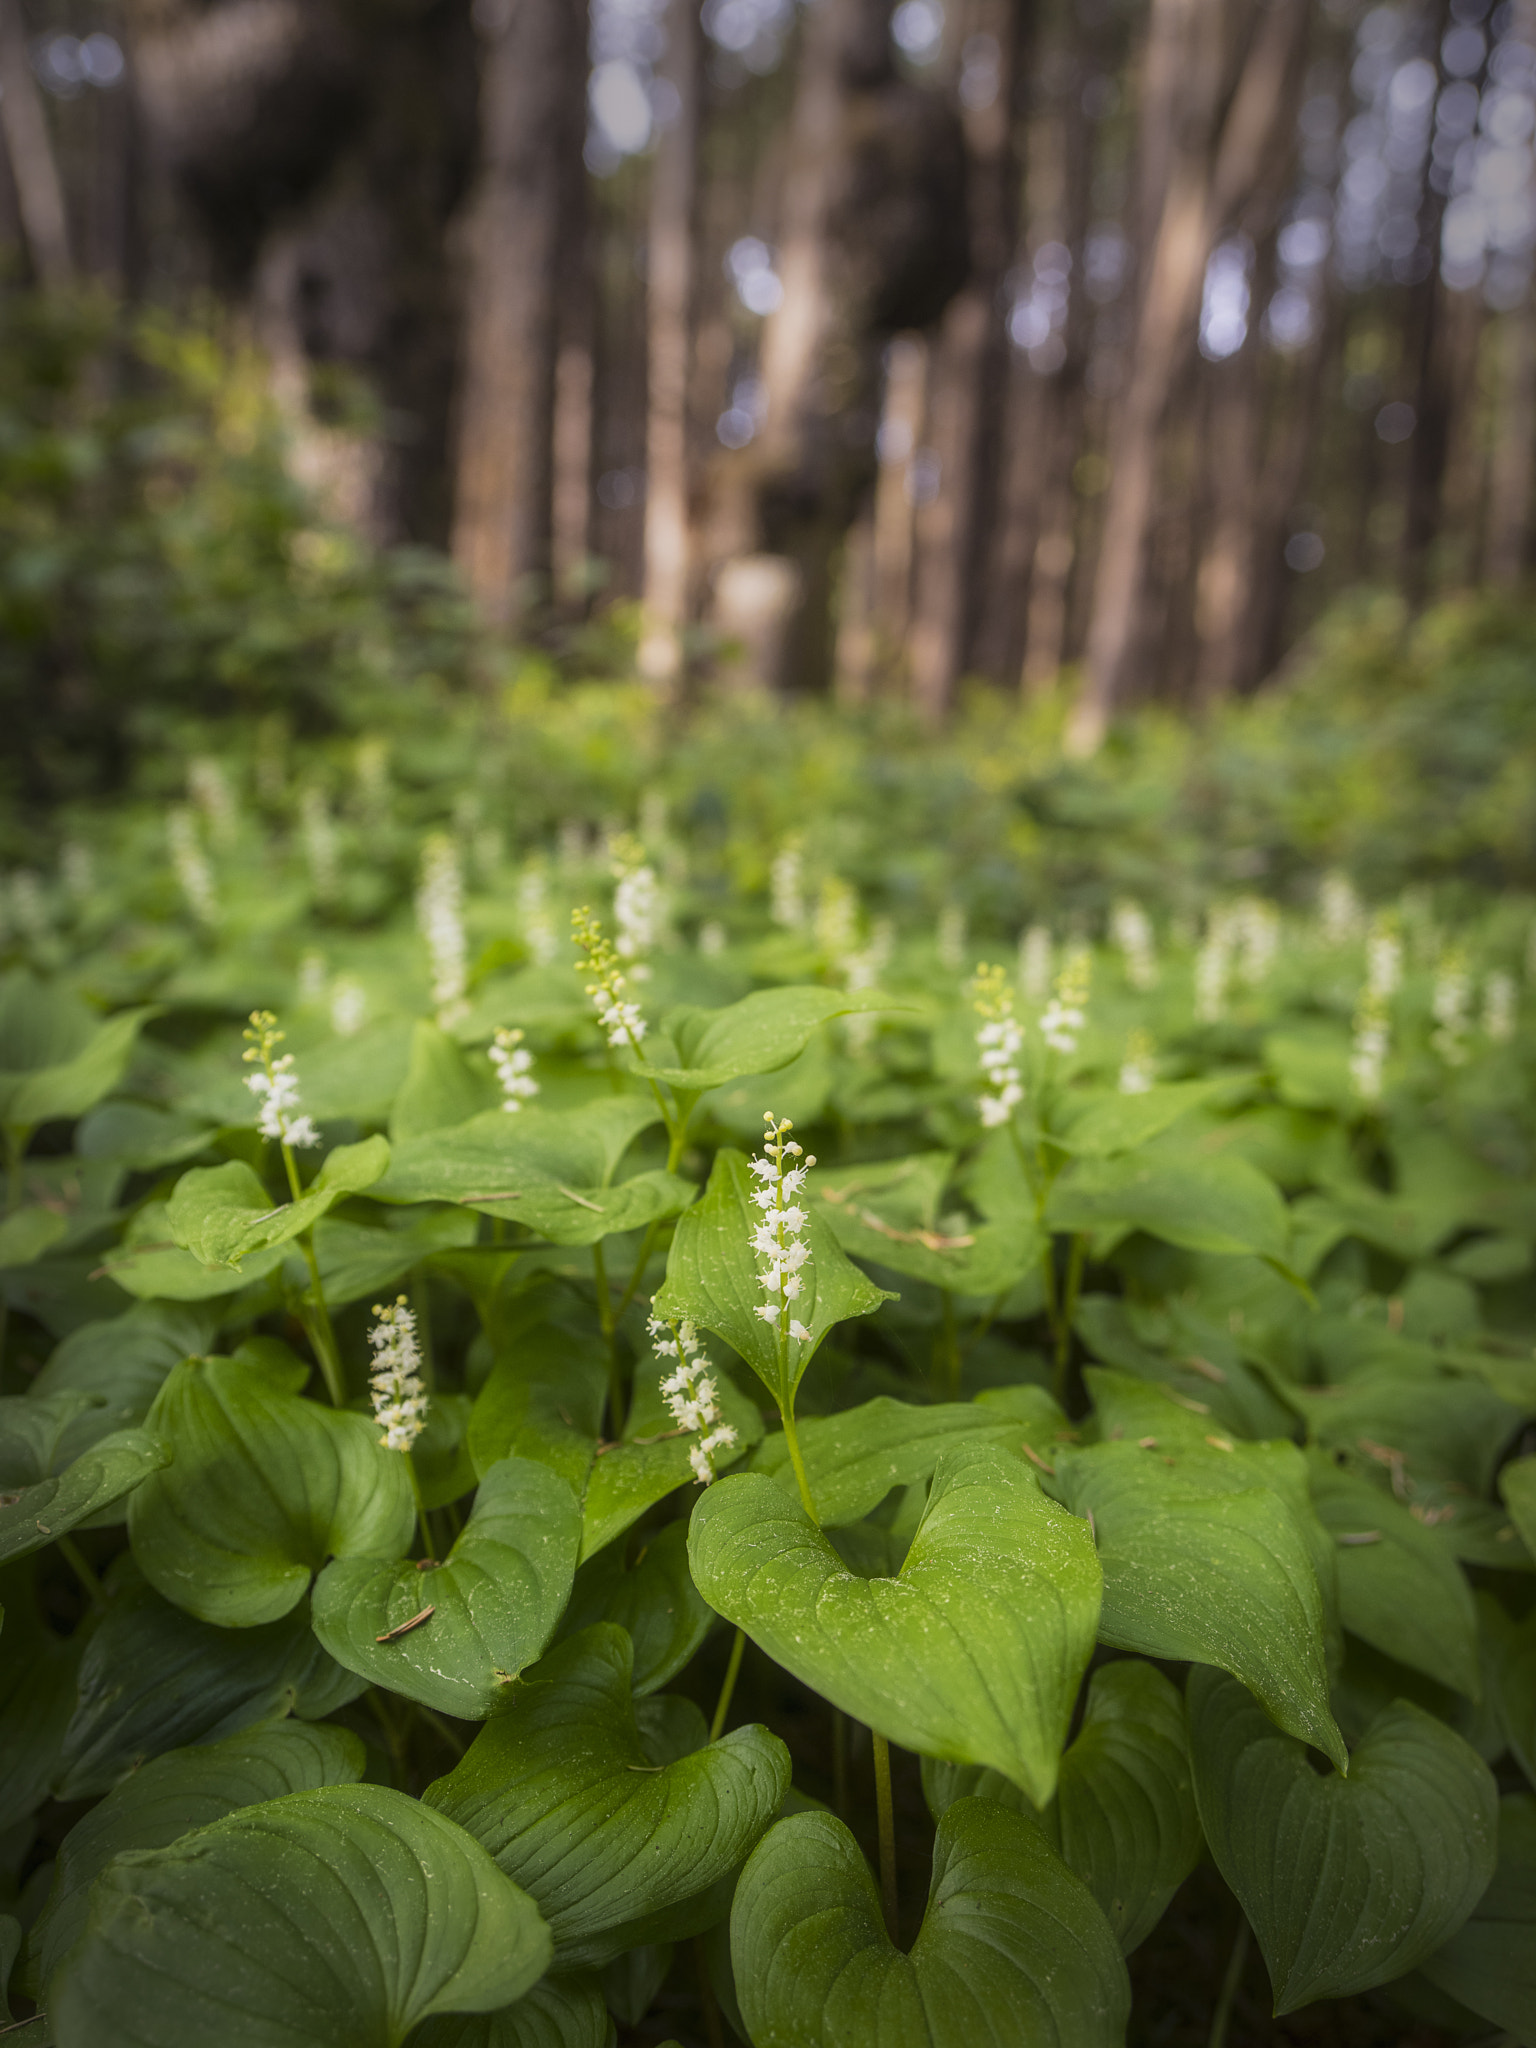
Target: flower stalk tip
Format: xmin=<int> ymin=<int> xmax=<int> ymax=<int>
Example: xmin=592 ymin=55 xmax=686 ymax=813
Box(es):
xmin=369 ymin=1296 xmax=429 ymax=1452
xmin=242 ymin=1010 xmax=319 ymax=1150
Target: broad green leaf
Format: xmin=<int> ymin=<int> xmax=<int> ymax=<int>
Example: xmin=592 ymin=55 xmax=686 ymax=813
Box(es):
xmin=0 ymin=1563 xmax=80 ymax=1831
xmin=468 ymin=1323 xmax=608 ymax=1494
xmin=1296 ymin=1370 xmax=1524 ymax=1500
xmin=1073 ymin=1292 xmax=1298 ymax=1442
xmin=749 ymin=1391 xmax=1066 ymax=1527
xmin=1047 ymin=1151 xmax=1289 ymax=1263
xmin=579 ymin=1361 xmax=761 ymax=1563
xmin=52 ymin=1784 xmax=552 ymax=2048
xmin=558 ymin=1518 xmax=714 ymax=1695
xmin=1503 ymin=1455 xmax=1536 ymax=1555
xmin=644 ymin=987 xmax=904 ymax=1091
xmin=425 ymin=1624 xmax=790 ymax=1966
xmin=731 ymin=1800 xmax=1130 ymax=2048
xmin=312 ymin=1206 xmax=479 ymax=1309
xmin=0 ymin=1205 xmax=67 ymax=1267
xmin=412 ymin=1390 xmax=478 ymax=1510
xmin=375 ymin=1100 xmax=691 ymax=1245
xmin=312 ymin=1456 xmax=581 ymax=1718
xmin=0 ymin=1390 xmax=105 ymax=1484
xmin=1188 ymin=1668 xmax=1498 ymax=2013
xmin=56 ymin=1564 xmax=362 ymax=1800
xmin=76 ymin=1100 xmax=217 ymax=1171
xmin=101 ymin=1199 xmax=287 ymax=1301
xmin=34 ymin=1720 xmax=365 ymax=1997
xmin=166 ymin=1135 xmax=390 ymax=1268
xmin=1056 ymin=1079 xmax=1228 ymax=1158
xmin=1417 ymin=1793 xmax=1536 ymax=2041
xmin=0 ymin=1428 xmax=167 ymax=1567
xmin=128 ymin=1351 xmax=415 ymax=1626
xmin=1052 ymin=1429 xmax=1345 ymax=1771
xmin=923 ymin=1659 xmax=1201 ymax=1955
xmin=1482 ymin=1591 xmax=1536 ymax=1789
xmin=689 ymin=1444 xmax=1101 ymax=1806
xmin=391 ymin=1020 xmax=496 ymax=1140
xmin=653 ymin=1147 xmax=890 ymax=1409
xmin=1308 ymin=1453 xmax=1480 ymax=1699
xmin=31 ymin=1302 xmax=217 ymax=1459
xmin=1 ymin=1006 xmax=155 ymax=1132
xmin=413 ymin=1975 xmax=614 ymax=2048
xmin=812 ymin=1154 xmax=1043 ymax=1297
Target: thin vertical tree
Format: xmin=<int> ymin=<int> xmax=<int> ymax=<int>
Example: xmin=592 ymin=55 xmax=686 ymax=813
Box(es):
xmin=0 ymin=0 xmax=73 ymax=287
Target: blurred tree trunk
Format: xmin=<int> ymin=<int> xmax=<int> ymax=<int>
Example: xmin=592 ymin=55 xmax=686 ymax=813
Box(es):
xmin=1068 ymin=0 xmax=1312 ymax=752
xmin=639 ymin=0 xmax=702 ymax=689
xmin=907 ymin=0 xmax=1031 ymax=719
xmin=0 ymin=0 xmax=74 ymax=286
xmin=1486 ymin=294 xmax=1536 ymax=583
xmin=452 ymin=0 xmax=585 ymax=627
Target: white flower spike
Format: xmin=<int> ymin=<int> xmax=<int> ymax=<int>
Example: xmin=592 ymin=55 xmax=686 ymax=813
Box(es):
xmin=242 ymin=1010 xmax=320 ymax=1150
xmin=572 ymin=906 xmax=647 ymax=1051
xmin=754 ymin=1112 xmax=817 ymax=1360
xmin=1041 ymin=948 xmax=1091 ymax=1056
xmin=490 ymin=1027 xmax=540 ymax=1111
xmin=650 ymin=1309 xmax=737 ymax=1484
xmin=368 ymin=1296 xmax=430 ymax=1452
xmin=970 ymin=962 xmax=1023 ymax=1128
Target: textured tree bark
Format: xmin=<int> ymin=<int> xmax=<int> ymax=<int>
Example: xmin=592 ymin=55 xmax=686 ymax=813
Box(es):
xmin=0 ymin=0 xmax=74 ymax=286
xmin=639 ymin=0 xmax=703 ymax=690
xmin=452 ymin=0 xmax=585 ymax=626
xmin=1068 ymin=0 xmax=1312 ymax=753
xmin=907 ymin=0 xmax=1031 ymax=719
xmin=1486 ymin=294 xmax=1536 ymax=585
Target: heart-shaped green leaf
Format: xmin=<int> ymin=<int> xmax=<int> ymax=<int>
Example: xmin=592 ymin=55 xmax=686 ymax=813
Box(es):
xmin=1481 ymin=1591 xmax=1536 ymax=1789
xmin=689 ymin=1443 xmax=1100 ymax=1806
xmin=0 ymin=1562 xmax=80 ymax=1831
xmin=312 ymin=1456 xmax=581 ymax=1717
xmin=810 ymin=1153 xmax=1044 ymax=1298
xmin=412 ymin=1973 xmax=613 ymax=2048
xmin=923 ymin=1658 xmax=1201 ymax=1955
xmin=1308 ymin=1453 xmax=1480 ymax=1699
xmin=1047 ymin=1151 xmax=1289 ymax=1262
xmin=312 ymin=1207 xmax=480 ymax=1310
xmin=468 ymin=1323 xmax=607 ymax=1494
xmin=52 ymin=1784 xmax=552 ymax=2048
xmin=101 ymin=1201 xmax=288 ymax=1301
xmin=1416 ymin=1793 xmax=1536 ymax=2042
xmin=1055 ymin=1080 xmax=1230 ymax=1158
xmin=129 ymin=1351 xmax=415 ymax=1626
xmin=34 ymin=1719 xmax=365 ymax=1997
xmin=1502 ymin=1455 xmax=1536 ymax=1554
xmin=749 ymin=1390 xmax=1065 ymax=1527
xmin=166 ymin=1136 xmax=390 ymax=1268
xmin=31 ymin=1302 xmax=216 ymax=1459
xmin=1052 ymin=1431 xmax=1345 ymax=1770
xmin=390 ymin=1020 xmax=497 ymax=1140
xmin=0 ymin=1205 xmax=67 ymax=1267
xmin=0 ymin=1428 xmax=167 ymax=1566
xmin=1188 ymin=1667 xmax=1498 ymax=2013
xmin=731 ymin=1799 xmax=1130 ymax=2048
xmin=644 ymin=987 xmax=903 ymax=1092
xmin=653 ymin=1147 xmax=890 ymax=1409
xmin=558 ymin=1518 xmax=714 ymax=1695
xmin=0 ymin=1005 xmax=155 ymax=1133
xmin=580 ymin=1360 xmax=761 ymax=1562
xmin=56 ymin=1564 xmax=362 ymax=1799
xmin=375 ymin=1099 xmax=692 ymax=1245
xmin=425 ymin=1624 xmax=790 ymax=1966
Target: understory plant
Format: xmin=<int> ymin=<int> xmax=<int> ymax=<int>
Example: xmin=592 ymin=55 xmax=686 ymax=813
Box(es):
xmin=0 ymin=773 xmax=1533 ymax=2048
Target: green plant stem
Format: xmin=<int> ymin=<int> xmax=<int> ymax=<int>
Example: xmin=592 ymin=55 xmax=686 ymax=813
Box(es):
xmin=412 ymin=1700 xmax=466 ymax=1759
xmin=614 ymin=1216 xmax=662 ymax=1326
xmin=1038 ymin=1232 xmax=1060 ymax=1340
xmin=709 ymin=1628 xmax=747 ymax=1741
xmin=962 ymin=1288 xmax=1007 ymax=1358
xmin=368 ymin=1687 xmax=407 ymax=1781
xmin=297 ymin=1238 xmax=346 ymax=1408
xmin=832 ymin=1708 xmax=849 ymax=1821
xmin=1052 ymin=1232 xmax=1086 ymax=1401
xmin=695 ymin=1936 xmax=726 ymax=2048
xmin=592 ymin=1240 xmax=625 ymax=1436
xmin=872 ymin=1732 xmax=899 ymax=1943
xmin=1208 ymin=1914 xmax=1250 ymax=2048
xmin=58 ymin=1533 xmax=103 ymax=1606
xmin=404 ymin=1450 xmax=431 ymax=1558
xmin=939 ymin=1289 xmax=960 ymax=1399
xmin=779 ymin=1400 xmax=818 ymax=1524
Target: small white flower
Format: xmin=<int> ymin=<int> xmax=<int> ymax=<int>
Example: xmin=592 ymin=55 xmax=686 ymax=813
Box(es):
xmin=1018 ymin=924 xmax=1053 ymax=1004
xmin=1483 ymin=969 xmax=1517 ymax=1045
xmin=369 ymin=1296 xmax=429 ymax=1452
xmin=242 ymin=1014 xmax=320 ymax=1150
xmin=770 ymin=839 xmax=806 ymax=931
xmin=1318 ymin=871 xmax=1364 ymax=947
xmin=517 ymin=861 xmax=559 ymax=967
xmin=1431 ymin=952 xmax=1471 ymax=1067
xmin=1040 ymin=949 xmax=1091 ymax=1056
xmin=168 ymin=808 xmax=218 ymax=926
xmin=650 ymin=1311 xmax=737 ymax=1483
xmin=417 ymin=835 xmax=468 ymax=1024
xmin=331 ymin=978 xmax=367 ymax=1038
xmin=300 ymin=786 xmax=340 ymax=906
xmin=752 ymin=1114 xmax=817 ymax=1353
xmin=970 ymin=963 xmax=1023 ymax=1127
xmin=1111 ymin=900 xmax=1159 ymax=991
xmin=1118 ymin=1029 xmax=1157 ymax=1095
xmin=489 ymin=1027 xmax=539 ymax=1112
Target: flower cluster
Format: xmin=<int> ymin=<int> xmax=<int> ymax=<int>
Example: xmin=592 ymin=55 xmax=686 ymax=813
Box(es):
xmin=490 ymin=1027 xmax=539 ymax=1111
xmin=770 ymin=838 xmax=805 ymax=931
xmin=1483 ymin=970 xmax=1517 ymax=1044
xmin=1111 ymin=900 xmax=1159 ymax=991
xmin=368 ymin=1296 xmax=429 ymax=1452
xmin=416 ymin=834 xmax=468 ymax=1023
xmin=188 ymin=756 xmax=237 ymax=845
xmin=1318 ymin=871 xmax=1364 ymax=947
xmin=814 ymin=876 xmax=859 ymax=963
xmin=611 ymin=835 xmax=659 ymax=977
xmin=1018 ymin=923 xmax=1053 ymax=1004
xmin=1040 ymin=949 xmax=1091 ymax=1055
xmin=1432 ymin=951 xmax=1471 ymax=1066
xmin=936 ymin=903 xmax=967 ymax=972
xmin=971 ymin=963 xmax=1023 ymax=1127
xmin=1194 ymin=910 xmax=1232 ymax=1023
xmin=572 ymin=907 xmax=646 ymax=1048
xmin=242 ymin=1011 xmax=319 ymax=1150
xmin=168 ymin=807 xmax=218 ymax=926
xmin=651 ymin=1312 xmax=738 ymax=1484
xmin=300 ymin=787 xmax=339 ymax=907
xmin=1230 ymin=897 xmax=1280 ymax=988
xmin=751 ymin=1114 xmax=815 ymax=1347
xmin=1350 ymin=915 xmax=1401 ymax=1102
xmin=1119 ymin=1028 xmax=1157 ymax=1095
xmin=517 ymin=861 xmax=560 ymax=967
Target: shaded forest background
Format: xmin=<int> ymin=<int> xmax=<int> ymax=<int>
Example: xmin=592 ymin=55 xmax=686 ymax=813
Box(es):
xmin=1 ymin=0 xmax=1534 ymax=751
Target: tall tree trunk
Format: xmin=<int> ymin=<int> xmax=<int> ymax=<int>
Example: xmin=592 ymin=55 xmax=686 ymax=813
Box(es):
xmin=1486 ymin=292 xmax=1536 ymax=585
xmin=1068 ymin=0 xmax=1312 ymax=753
xmin=639 ymin=0 xmax=702 ymax=689
xmin=0 ymin=0 xmax=74 ymax=286
xmin=452 ymin=0 xmax=584 ymax=628
xmin=907 ymin=0 xmax=1031 ymax=718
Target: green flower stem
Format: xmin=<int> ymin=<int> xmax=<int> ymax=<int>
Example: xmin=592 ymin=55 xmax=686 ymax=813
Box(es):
xmin=403 ymin=1447 xmax=431 ymax=1559
xmin=58 ymin=1533 xmax=103 ymax=1606
xmin=1207 ymin=1913 xmax=1250 ymax=2048
xmin=1053 ymin=1232 xmax=1087 ymax=1401
xmin=779 ymin=1397 xmax=818 ymax=1524
xmin=592 ymin=1240 xmax=625 ymax=1436
xmin=831 ymin=1707 xmax=849 ymax=1821
xmin=614 ymin=1216 xmax=664 ymax=1326
xmin=872 ymin=1732 xmax=899 ymax=1942
xmin=296 ymin=1237 xmax=346 ymax=1409
xmin=709 ymin=1627 xmax=747 ymax=1741
xmin=938 ymin=1289 xmax=960 ymax=1400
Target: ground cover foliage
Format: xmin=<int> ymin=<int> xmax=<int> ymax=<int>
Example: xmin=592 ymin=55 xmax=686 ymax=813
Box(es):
xmin=1 ymin=709 xmax=1535 ymax=2048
